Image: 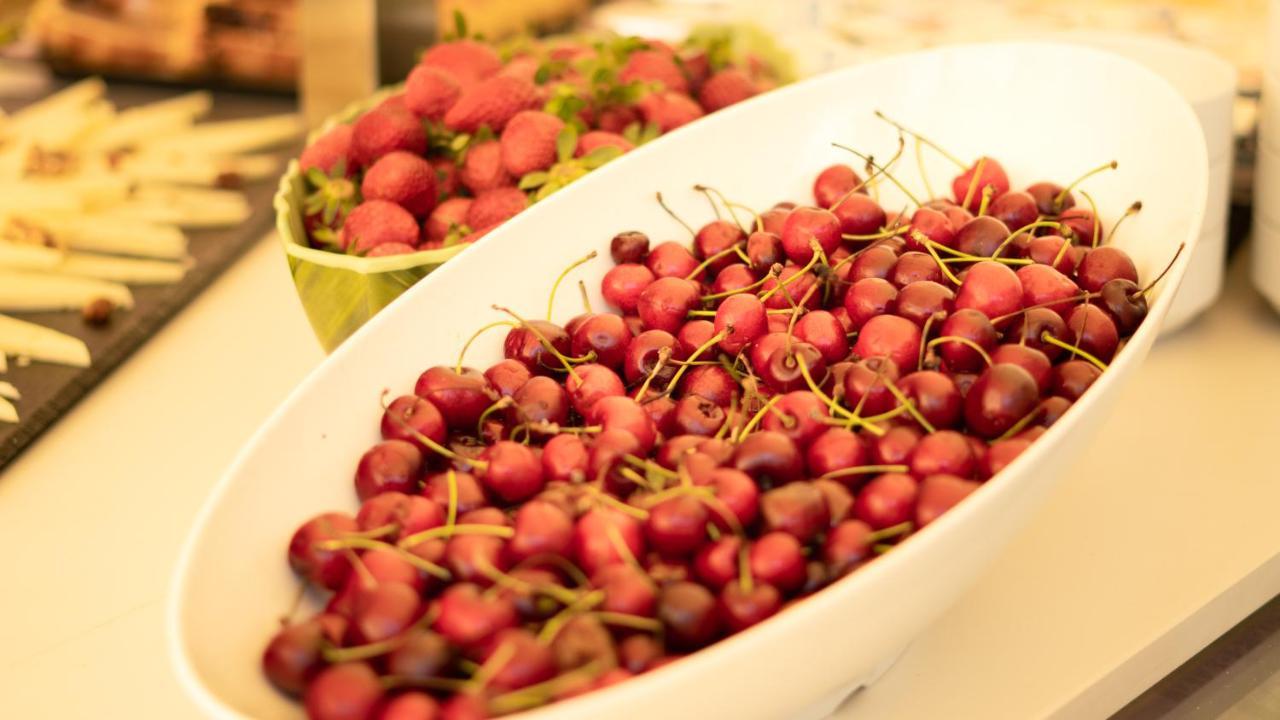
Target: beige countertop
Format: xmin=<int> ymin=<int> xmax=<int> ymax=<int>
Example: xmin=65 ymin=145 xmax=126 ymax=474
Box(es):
xmin=1 ymin=235 xmax=1278 ymax=718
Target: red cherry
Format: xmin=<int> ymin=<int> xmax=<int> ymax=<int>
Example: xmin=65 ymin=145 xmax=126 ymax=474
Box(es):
xmin=781 ymin=206 xmax=841 ymax=264
xmin=853 ymin=473 xmax=919 ymax=529
xmin=915 ymin=474 xmax=980 ymax=526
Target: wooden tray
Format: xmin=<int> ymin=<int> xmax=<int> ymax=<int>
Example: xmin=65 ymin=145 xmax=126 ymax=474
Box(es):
xmin=0 ymin=82 xmax=296 ymax=469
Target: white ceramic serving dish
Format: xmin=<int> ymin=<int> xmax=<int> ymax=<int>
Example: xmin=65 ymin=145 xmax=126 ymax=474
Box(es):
xmin=169 ymin=42 xmax=1206 ymax=720
xmin=1253 ymin=213 xmax=1280 ymax=312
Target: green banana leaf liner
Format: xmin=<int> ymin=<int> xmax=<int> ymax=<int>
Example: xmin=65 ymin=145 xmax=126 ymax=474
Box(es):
xmin=274 ymin=88 xmax=467 ymax=353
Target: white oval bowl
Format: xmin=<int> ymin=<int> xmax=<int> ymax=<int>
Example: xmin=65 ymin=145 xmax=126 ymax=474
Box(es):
xmin=169 ymin=42 xmax=1206 ymax=720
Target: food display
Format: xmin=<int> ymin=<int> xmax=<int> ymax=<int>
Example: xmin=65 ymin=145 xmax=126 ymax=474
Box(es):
xmin=263 ymin=118 xmax=1171 ymax=718
xmin=0 ymin=78 xmax=300 ymax=424
xmin=280 ymin=24 xmax=791 ymax=351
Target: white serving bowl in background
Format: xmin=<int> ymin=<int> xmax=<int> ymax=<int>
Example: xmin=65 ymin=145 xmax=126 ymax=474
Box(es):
xmin=1254 ymin=140 xmax=1280 ymax=224
xmin=169 ymin=42 xmax=1206 ymax=720
xmin=1042 ymin=32 xmax=1234 ymax=332
xmin=1253 ymin=214 xmax=1280 ymax=312
xmin=1259 ymin=71 xmax=1280 ymax=151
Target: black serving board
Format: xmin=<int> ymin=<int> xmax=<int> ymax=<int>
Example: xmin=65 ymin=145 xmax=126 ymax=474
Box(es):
xmin=0 ymin=81 xmax=297 ymax=469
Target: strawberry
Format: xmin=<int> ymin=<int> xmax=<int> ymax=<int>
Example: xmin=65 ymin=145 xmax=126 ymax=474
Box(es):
xmin=352 ymin=106 xmax=427 ymax=166
xmin=444 ymin=76 xmax=539 ymax=133
xmin=459 ymin=140 xmax=512 ymax=194
xmin=340 ymin=200 xmax=419 ymax=254
xmin=619 ymin=49 xmax=688 ymax=94
xmin=405 ymin=65 xmax=461 ymax=120
xmin=698 ymin=68 xmax=758 ymax=113
xmin=576 ymin=131 xmax=634 ymax=157
xmin=366 ymin=242 xmax=418 ymax=257
xmin=680 ymin=49 xmax=711 ymax=93
xmin=466 ymin=187 xmax=529 ymax=230
xmin=377 ymin=93 xmax=409 ymax=113
xmin=500 ymin=110 xmax=564 ymax=177
xmin=595 ymin=105 xmax=640 ymax=134
xmin=431 ymin=158 xmax=460 ymax=199
xmin=424 ymin=197 xmax=473 ymax=244
xmin=637 ymin=91 xmax=703 ymax=133
xmin=299 ymin=125 xmax=356 ymax=176
xmin=420 ymin=40 xmax=501 ymax=86
xmin=497 ymin=55 xmax=540 ymax=84
xmin=360 ymin=151 xmax=438 ymax=217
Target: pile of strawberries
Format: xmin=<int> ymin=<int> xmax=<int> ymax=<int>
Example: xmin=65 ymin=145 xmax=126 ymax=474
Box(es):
xmin=297 ymin=29 xmax=781 ymax=257
xmin=263 ymin=122 xmax=1163 ymax=719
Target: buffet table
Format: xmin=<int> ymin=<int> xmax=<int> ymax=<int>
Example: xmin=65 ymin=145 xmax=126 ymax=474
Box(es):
xmin=1 ymin=234 xmax=1278 ymax=718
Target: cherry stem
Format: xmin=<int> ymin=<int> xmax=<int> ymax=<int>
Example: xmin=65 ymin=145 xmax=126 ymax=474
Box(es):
xmin=1055 ymin=160 xmax=1117 ymax=209
xmin=381 ymin=391 xmax=484 ymax=468
xmin=623 ymin=454 xmax=680 ymax=480
xmin=796 ymin=353 xmax=884 ymax=436
xmin=737 ymin=544 xmax=754 ymax=593
xmin=1041 ymin=331 xmax=1109 ymax=371
xmin=758 ymin=244 xmax=822 ymax=302
xmin=920 ymin=235 xmax=963 ymax=285
xmin=880 ymin=374 xmax=937 ymax=434
xmin=586 ymin=484 xmax=651 ymax=521
xmin=994 ymin=404 xmax=1045 ymax=443
xmin=976 ymin=185 xmax=995 ymax=217
xmin=1106 ymin=201 xmax=1143 ymax=245
xmin=468 ymin=639 xmax=516 ymax=691
xmin=912 ymin=136 xmax=936 ymax=200
xmin=701 ymin=265 xmax=780 ymax=301
xmin=961 ymin=156 xmax=988 ymax=211
xmin=833 ymin=142 xmax=922 ymax=208
xmin=493 ymin=305 xmax=589 ymax=380
xmin=926 ymin=335 xmax=994 ymax=367
xmin=819 ymin=464 xmax=909 ymax=481
xmin=1139 ymin=243 xmax=1184 ymax=295
xmin=344 ymin=522 xmax=400 ymax=540
xmin=398 ymin=523 xmax=516 ymax=549
xmin=488 ymin=661 xmax=606 ymax=715
xmin=655 ymin=191 xmax=695 ymax=236
xmin=842 ymin=226 xmax=908 ymax=241
xmin=381 ymin=675 xmax=469 ymax=693
xmin=916 ymin=312 xmax=940 ymax=371
xmin=456 ymin=320 xmax=516 ymax=374
xmin=537 ymin=591 xmax=602 ymax=644
xmin=547 ymin=250 xmax=598 ymax=320
xmin=511 ymin=553 xmax=591 ymax=588
xmin=316 ymin=537 xmax=452 ymax=580
xmin=445 ymin=469 xmax=459 ymax=529
xmin=1080 ymin=190 xmax=1102 ymax=248
xmin=476 ymin=559 xmax=581 ymax=606
xmin=873 ymin=109 xmax=968 ymax=169
xmin=476 ymin=396 xmax=513 ymax=437
xmin=739 ymin=394 xmax=781 ymax=438
xmin=865 ymin=520 xmax=914 ymax=543
xmin=991 ymin=291 xmax=1099 ymax=324
xmin=593 ymin=611 xmax=663 ymax=633
xmin=322 ymin=636 xmax=405 ymax=663
xmin=604 ymin=523 xmax=641 ymax=568
xmin=1051 ymin=234 xmax=1074 ymax=267
xmin=694 ymin=185 xmax=723 ymax=221
xmin=618 ymin=466 xmax=662 ymax=493
xmin=685 ymin=243 xmax=746 ymax=280
xmin=694 ymin=184 xmax=751 ymax=233
xmin=577 ymin=279 xmax=593 ymax=314
xmin=827 ymin=134 xmax=907 ymax=212
xmin=632 ymin=346 xmax=672 ymax=400
xmin=992 ymin=220 xmax=1062 ymax=259
xmin=663 ymin=330 xmax=727 ymax=396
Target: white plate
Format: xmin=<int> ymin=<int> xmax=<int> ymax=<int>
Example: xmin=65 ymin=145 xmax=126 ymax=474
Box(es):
xmin=168 ymin=42 xmax=1207 ymax=720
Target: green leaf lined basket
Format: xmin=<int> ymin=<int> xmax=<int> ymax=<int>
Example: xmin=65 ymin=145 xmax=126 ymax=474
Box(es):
xmin=274 ymin=88 xmax=467 ymax=352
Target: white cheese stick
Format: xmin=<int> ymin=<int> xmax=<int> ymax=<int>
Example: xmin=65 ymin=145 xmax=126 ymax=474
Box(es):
xmin=55 ymin=253 xmax=187 ymax=284
xmin=141 ymin=114 xmax=303 ymax=155
xmin=0 ymin=396 xmax=15 ymax=424
xmin=115 ymin=152 xmax=279 ymax=186
xmin=2 ymin=78 xmax=106 ymax=139
xmin=39 ymin=215 xmax=187 ymax=259
xmin=0 ymin=269 xmax=133 ymax=311
xmin=0 ymin=240 xmax=62 ymax=271
xmin=0 ymin=313 xmax=91 ymax=368
xmin=80 ymin=91 xmax=213 ymax=151
xmin=0 ymin=380 xmax=18 ymax=400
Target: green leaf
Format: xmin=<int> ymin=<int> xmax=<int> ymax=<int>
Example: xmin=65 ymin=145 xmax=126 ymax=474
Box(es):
xmin=449 ymin=133 xmax=471 ymax=152
xmin=304 ymin=168 xmax=329 ymax=188
xmin=555 ymin=126 xmax=579 ymax=164
xmin=621 ymin=121 xmax=642 ymax=144
xmin=580 ymin=145 xmax=622 ymax=170
xmin=453 ymin=10 xmax=468 ymax=41
xmin=518 ymin=171 xmax=550 ymax=190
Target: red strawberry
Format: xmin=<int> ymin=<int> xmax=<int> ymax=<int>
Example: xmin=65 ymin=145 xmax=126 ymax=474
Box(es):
xmin=576 ymin=131 xmax=634 ymax=157
xmin=420 ymin=40 xmax=501 ymax=86
xmin=680 ymin=50 xmax=711 ymax=93
xmin=444 ymin=76 xmax=539 ymax=133
xmin=352 ymin=107 xmax=426 ymax=166
xmin=619 ymin=49 xmax=688 ymax=94
xmin=405 ymin=65 xmax=461 ymax=120
xmin=698 ymin=68 xmax=758 ymax=112
xmin=498 ymin=55 xmax=541 ymax=84
xmin=366 ymin=242 xmax=418 ymax=257
xmin=424 ymin=197 xmax=473 ymax=244
xmin=377 ymin=93 xmax=409 ymax=113
xmin=548 ymin=43 xmax=592 ymax=62
xmin=467 ymin=187 xmax=529 ymax=230
xmin=360 ymin=151 xmax=438 ymax=217
xmin=431 ymin=158 xmax=460 ymax=199
xmin=637 ymin=91 xmax=704 ymax=133
xmin=299 ymin=125 xmax=356 ymax=176
xmin=459 ymin=140 xmax=512 ymax=194
xmin=596 ymin=105 xmax=640 ymax=134
xmin=499 ymin=110 xmax=565 ymax=177
xmin=341 ymin=200 xmax=419 ymax=253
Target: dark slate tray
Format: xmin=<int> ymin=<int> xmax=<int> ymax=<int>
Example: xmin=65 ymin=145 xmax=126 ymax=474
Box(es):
xmin=0 ymin=82 xmax=297 ymax=469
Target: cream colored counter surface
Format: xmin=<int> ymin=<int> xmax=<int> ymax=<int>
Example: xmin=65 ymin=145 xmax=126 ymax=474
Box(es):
xmin=1 ymin=235 xmax=1278 ymax=719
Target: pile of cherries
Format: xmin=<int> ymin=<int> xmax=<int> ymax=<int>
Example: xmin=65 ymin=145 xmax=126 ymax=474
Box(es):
xmin=266 ymin=127 xmax=1159 ymax=720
